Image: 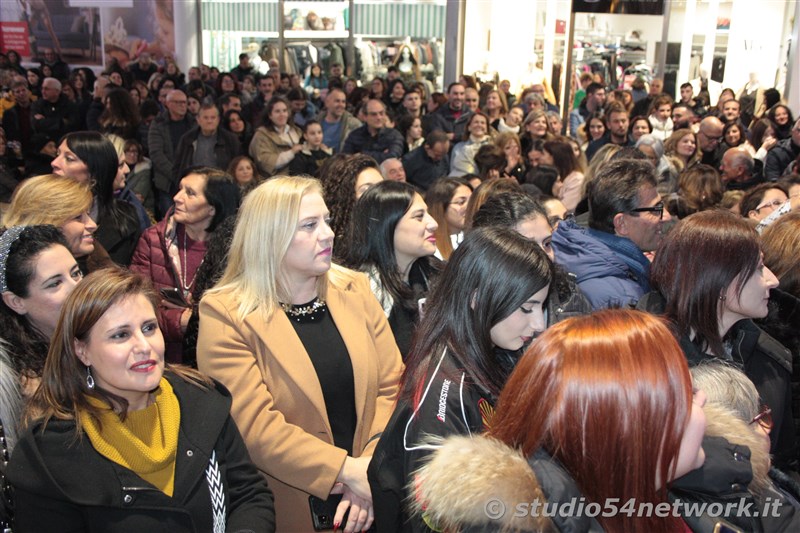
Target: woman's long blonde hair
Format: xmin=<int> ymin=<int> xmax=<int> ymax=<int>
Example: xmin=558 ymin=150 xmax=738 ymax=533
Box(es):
xmin=206 ymin=175 xmax=333 ymax=322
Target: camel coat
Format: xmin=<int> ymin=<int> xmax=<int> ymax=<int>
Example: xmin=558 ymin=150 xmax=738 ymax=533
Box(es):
xmin=197 ymin=268 xmax=403 ymax=532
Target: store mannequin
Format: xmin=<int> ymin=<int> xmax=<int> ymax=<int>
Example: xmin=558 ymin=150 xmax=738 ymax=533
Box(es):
xmin=393 ymin=44 xmax=421 ymax=83
xmin=690 ymin=67 xmax=721 ymax=108
xmin=521 ymin=54 xmax=557 ymax=105
xmin=738 ymin=72 xmax=762 ymax=126
xmin=246 ymin=42 xmax=266 ymax=75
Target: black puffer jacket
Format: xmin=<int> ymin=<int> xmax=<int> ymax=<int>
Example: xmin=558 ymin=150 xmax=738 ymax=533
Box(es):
xmin=758 ymin=287 xmax=800 ymax=469
xmin=638 ymin=291 xmax=796 ymax=472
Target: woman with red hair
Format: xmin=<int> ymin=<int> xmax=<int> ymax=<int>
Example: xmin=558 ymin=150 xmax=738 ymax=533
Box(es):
xmin=412 ymin=310 xmax=707 ymax=532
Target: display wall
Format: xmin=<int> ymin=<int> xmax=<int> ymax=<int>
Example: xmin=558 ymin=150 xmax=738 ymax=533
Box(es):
xmin=461 ymin=0 xmax=797 ymax=106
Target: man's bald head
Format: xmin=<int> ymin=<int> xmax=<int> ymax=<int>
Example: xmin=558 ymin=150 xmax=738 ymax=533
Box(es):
xmin=697 ymin=116 xmax=724 ymax=153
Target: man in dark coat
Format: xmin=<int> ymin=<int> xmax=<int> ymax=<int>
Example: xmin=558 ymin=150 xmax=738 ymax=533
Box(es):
xmin=585 ymin=102 xmax=633 ymax=161
xmin=422 ymin=82 xmax=474 ymax=142
xmin=402 ymin=131 xmax=451 ymax=191
xmin=148 ymin=89 xmax=195 ymax=219
xmin=342 ymin=99 xmax=404 ymax=163
xmin=764 ymin=118 xmax=800 ymax=181
xmin=30 ymin=77 xmax=79 ymax=140
xmin=2 ymin=79 xmax=35 ymax=153
xmin=174 ymin=103 xmax=240 ymax=180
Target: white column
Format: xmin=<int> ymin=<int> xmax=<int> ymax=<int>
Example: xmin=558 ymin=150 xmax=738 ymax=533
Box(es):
xmin=677 ymin=0 xmax=696 ymax=96
xmin=174 ymin=0 xmax=200 ymax=72
xmin=787 ymin=0 xmax=800 ymax=110
xmin=485 ymin=0 xmax=537 ymax=93
xmin=701 ymin=0 xmax=719 ymax=75
xmin=541 ymin=0 xmax=556 ymax=87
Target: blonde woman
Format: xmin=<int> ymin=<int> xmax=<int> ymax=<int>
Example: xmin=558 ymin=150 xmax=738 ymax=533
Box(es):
xmin=663 ymin=128 xmax=701 ymax=188
xmin=2 ymin=174 xmax=112 ymax=274
xmin=197 ymin=176 xmax=403 ymax=532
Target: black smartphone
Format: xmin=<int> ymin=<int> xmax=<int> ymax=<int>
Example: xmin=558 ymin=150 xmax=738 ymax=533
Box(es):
xmin=159 ymin=287 xmax=189 ymax=308
xmin=309 ymin=494 xmax=347 ymax=531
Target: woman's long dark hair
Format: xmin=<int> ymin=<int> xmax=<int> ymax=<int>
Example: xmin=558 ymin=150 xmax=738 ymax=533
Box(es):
xmin=0 ymin=225 xmax=71 ymax=378
xmin=400 ymin=226 xmax=553 ymax=404
xmin=62 ymin=131 xmax=139 ymax=234
xmin=342 ymin=181 xmax=433 ymax=311
xmin=98 ymin=87 xmax=141 ymax=138
xmin=471 ymin=190 xmax=578 ymax=307
xmin=651 ymin=210 xmax=761 ymax=356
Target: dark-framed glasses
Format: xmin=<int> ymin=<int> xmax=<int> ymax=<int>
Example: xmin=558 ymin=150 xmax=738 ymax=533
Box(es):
xmin=628 ymin=201 xmax=665 ymax=220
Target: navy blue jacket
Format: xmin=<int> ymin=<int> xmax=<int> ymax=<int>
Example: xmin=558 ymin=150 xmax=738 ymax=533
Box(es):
xmin=551 ymin=219 xmax=650 ymax=309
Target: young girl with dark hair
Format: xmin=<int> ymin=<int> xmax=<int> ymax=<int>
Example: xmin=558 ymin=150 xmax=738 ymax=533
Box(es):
xmin=288 ymin=120 xmax=333 ymax=177
xmin=541 ymin=139 xmax=584 ymax=211
xmin=425 ymin=177 xmax=473 ymax=260
xmin=342 ymin=181 xmax=442 ymax=357
xmin=368 ymin=226 xmax=553 ymax=531
xmin=0 ymin=225 xmax=82 ymax=393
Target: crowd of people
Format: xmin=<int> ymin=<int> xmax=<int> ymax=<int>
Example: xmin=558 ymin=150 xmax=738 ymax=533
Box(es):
xmin=1 ymin=47 xmax=800 ymax=532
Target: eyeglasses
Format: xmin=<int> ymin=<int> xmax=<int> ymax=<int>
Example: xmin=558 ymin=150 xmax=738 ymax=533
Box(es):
xmin=754 ymin=198 xmax=785 ymax=212
xmin=750 ymin=404 xmax=773 ymax=431
xmin=547 ymin=212 xmax=574 ymax=228
xmin=628 ymin=201 xmax=665 ymax=220
xmin=699 ymin=130 xmax=722 ymax=143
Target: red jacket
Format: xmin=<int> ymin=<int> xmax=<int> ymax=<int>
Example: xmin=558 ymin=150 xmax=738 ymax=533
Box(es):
xmin=130 ymin=215 xmax=206 ymax=363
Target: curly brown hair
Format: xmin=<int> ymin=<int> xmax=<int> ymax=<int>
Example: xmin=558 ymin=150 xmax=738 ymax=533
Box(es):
xmin=318 ymin=153 xmax=379 ymax=257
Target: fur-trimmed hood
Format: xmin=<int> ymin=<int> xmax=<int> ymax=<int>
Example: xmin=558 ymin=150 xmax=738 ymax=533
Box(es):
xmin=701 ymin=402 xmax=771 ymax=498
xmin=411 ymin=405 xmax=774 ymax=533
xmin=410 ymin=435 xmax=551 ymax=532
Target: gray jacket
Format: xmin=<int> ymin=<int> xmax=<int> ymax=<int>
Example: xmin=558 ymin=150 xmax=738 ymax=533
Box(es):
xmin=148 ymin=112 xmax=195 ymax=193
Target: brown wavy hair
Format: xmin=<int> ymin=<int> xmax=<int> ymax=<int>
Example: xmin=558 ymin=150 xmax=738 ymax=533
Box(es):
xmin=27 ymin=268 xmax=211 ymax=432
xmin=761 ymin=211 xmax=800 ymax=298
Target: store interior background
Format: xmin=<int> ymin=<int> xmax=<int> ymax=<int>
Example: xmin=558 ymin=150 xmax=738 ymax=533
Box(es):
xmin=189 ymin=0 xmax=798 ymax=111
xmin=1 ymin=0 xmax=795 ymax=111
xmin=462 ymin=0 xmax=797 ymax=111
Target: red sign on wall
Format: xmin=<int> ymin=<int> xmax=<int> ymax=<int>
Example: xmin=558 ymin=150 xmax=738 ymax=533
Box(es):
xmin=0 ymin=22 xmax=31 ymax=56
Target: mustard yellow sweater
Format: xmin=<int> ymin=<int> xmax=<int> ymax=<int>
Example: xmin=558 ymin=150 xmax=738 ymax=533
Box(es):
xmin=80 ymin=378 xmax=180 ymax=496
